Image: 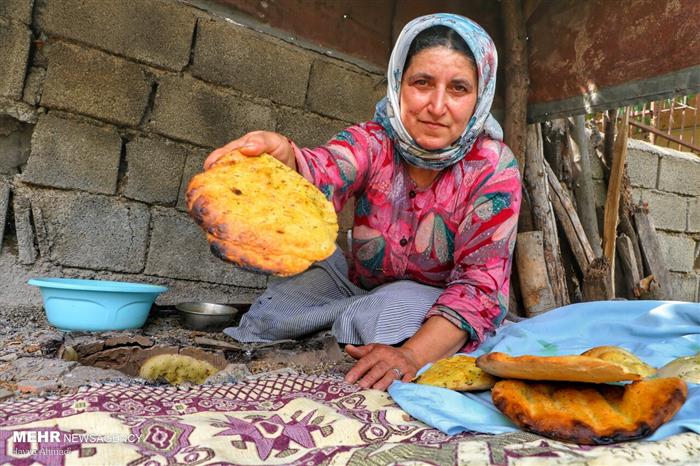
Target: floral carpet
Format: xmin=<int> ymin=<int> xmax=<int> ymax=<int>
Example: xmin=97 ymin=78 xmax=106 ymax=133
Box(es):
xmin=1 ymin=372 xmax=699 ymax=465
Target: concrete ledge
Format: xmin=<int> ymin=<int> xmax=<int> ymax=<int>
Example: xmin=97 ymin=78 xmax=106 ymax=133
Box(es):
xmin=41 ymin=42 xmax=151 ymax=127
xmin=37 ymin=0 xmax=196 ymax=71
xmin=275 ymin=107 xmax=348 ymax=149
xmin=176 ymin=148 xmax=209 ymax=211
xmin=30 ymin=189 xmax=150 ymax=273
xmin=144 ymin=208 xmax=266 ymax=288
xmin=0 ymin=0 xmax=34 ymax=24
xmin=643 ymin=190 xmax=688 ymax=233
xmin=306 ymin=59 xmax=383 ymax=123
xmin=657 ymin=231 xmax=696 ymax=273
xmin=149 ymin=75 xmax=274 ymax=148
xmin=658 ymin=150 xmax=700 ymax=196
xmin=192 ymin=18 xmax=312 ymax=107
xmin=23 ymin=114 xmax=121 ymax=195
xmin=0 ymin=20 xmax=31 ymax=99
xmin=627 ymin=139 xmax=659 ymax=189
xmin=123 ymin=136 xmax=187 ymax=205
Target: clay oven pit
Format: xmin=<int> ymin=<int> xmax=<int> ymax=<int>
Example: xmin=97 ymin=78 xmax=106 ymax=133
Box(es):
xmin=0 ymin=307 xmax=349 ymax=399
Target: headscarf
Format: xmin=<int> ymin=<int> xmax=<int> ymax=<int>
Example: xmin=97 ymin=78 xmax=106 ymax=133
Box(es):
xmin=373 ymin=13 xmax=503 ymax=170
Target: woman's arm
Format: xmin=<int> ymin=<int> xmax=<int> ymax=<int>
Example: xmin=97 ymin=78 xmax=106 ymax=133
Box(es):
xmin=345 ymin=315 xmax=468 ymax=390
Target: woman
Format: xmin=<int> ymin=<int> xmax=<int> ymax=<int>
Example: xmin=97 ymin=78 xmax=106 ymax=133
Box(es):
xmin=204 ymin=13 xmax=521 ymax=391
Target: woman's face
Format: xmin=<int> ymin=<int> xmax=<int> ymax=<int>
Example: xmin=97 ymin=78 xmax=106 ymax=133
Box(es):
xmin=400 ymin=46 xmax=478 ymax=150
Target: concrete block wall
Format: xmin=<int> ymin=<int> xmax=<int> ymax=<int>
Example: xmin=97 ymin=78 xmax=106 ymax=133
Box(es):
xmin=0 ymin=0 xmax=383 ymax=310
xmin=617 ymin=140 xmax=699 ymax=301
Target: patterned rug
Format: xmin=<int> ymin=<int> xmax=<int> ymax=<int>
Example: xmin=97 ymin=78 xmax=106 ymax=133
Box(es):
xmin=1 ymin=372 xmax=699 ymax=465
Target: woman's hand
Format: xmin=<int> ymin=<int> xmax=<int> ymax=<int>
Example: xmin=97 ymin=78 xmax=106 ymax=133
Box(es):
xmin=344 ymin=344 xmax=420 ymax=391
xmin=203 ymin=131 xmax=296 ymax=171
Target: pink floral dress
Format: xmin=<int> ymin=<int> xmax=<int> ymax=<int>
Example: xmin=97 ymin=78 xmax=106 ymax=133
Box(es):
xmin=292 ymin=122 xmax=521 ymax=350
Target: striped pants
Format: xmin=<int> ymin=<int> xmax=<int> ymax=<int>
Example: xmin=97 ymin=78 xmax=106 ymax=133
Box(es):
xmin=224 ymin=247 xmax=443 ymax=345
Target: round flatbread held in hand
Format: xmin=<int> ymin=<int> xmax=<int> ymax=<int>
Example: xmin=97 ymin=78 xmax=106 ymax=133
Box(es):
xmin=186 ymin=151 xmax=338 ymax=276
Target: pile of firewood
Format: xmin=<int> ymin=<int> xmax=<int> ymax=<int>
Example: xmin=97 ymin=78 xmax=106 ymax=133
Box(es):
xmin=511 ymin=109 xmax=671 ymax=318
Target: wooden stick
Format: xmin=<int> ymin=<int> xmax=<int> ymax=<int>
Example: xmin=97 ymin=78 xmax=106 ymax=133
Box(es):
xmin=602 ymin=109 xmax=629 ymax=294
xmin=634 ymin=210 xmax=671 ymax=299
xmin=582 ymin=257 xmax=613 ymax=301
xmin=500 ymin=0 xmax=529 ymax=172
xmin=544 ymin=159 xmax=595 ymax=272
xmin=569 ymin=115 xmax=603 ymax=257
xmin=516 ymin=231 xmax=557 ymax=317
xmin=524 ymin=124 xmax=569 ymax=307
xmin=616 ymin=234 xmax=641 ymax=298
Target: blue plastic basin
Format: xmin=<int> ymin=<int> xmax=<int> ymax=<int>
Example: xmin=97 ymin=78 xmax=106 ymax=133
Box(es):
xmin=28 ymin=278 xmax=168 ymax=331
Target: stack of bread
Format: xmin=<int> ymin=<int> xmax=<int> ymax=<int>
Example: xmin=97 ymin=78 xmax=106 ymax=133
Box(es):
xmin=415 ymin=346 xmax=695 ymax=444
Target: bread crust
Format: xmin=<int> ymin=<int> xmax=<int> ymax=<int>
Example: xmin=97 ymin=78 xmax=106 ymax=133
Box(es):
xmin=491 ymin=378 xmax=687 ymax=444
xmin=476 ymin=352 xmax=644 ymax=383
xmin=186 ymin=151 xmax=338 ymax=276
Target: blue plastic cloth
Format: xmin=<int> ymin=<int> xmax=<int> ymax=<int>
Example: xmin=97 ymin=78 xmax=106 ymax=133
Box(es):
xmin=388 ymin=300 xmax=700 ymax=440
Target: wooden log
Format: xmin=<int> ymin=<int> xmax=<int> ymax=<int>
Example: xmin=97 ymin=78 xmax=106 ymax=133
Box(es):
xmin=602 ymin=110 xmax=629 ymax=295
xmin=542 ymin=119 xmax=568 ymax=180
xmin=616 ymin=234 xmax=641 ymax=298
xmin=524 ymin=124 xmax=569 ymax=307
xmin=501 ymin=0 xmax=529 ymax=172
xmin=634 ymin=210 xmax=671 ymax=299
xmin=602 ymin=109 xmax=617 ymax=174
xmin=544 ymin=159 xmax=595 ymax=272
xmin=516 ymin=231 xmax=557 ymax=317
xmin=570 ymin=115 xmax=603 ymax=258
xmin=618 ymin=208 xmax=645 ymax=279
xmin=582 ymin=257 xmax=613 ymax=301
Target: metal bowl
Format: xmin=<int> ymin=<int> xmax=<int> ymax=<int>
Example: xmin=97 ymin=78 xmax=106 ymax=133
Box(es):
xmin=176 ymin=302 xmax=239 ymax=331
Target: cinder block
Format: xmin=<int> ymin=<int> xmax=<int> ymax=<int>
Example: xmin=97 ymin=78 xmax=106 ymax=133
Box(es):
xmin=0 ymin=115 xmax=32 ymax=175
xmin=657 ymin=231 xmax=695 ymax=273
xmin=37 ymin=0 xmax=195 ymax=71
xmin=0 ymin=0 xmax=34 ymax=23
xmin=689 ymin=197 xmax=700 ymax=233
xmin=192 ymin=19 xmax=312 ymax=107
xmin=0 ymin=20 xmax=31 ymax=99
xmin=0 ymin=177 xmax=10 ymax=250
xmin=149 ymin=75 xmax=274 ymax=148
xmin=626 ymin=140 xmax=659 ymax=189
xmin=668 ymin=272 xmax=698 ymax=302
xmin=23 ymin=114 xmax=121 ymax=195
xmin=123 ymin=137 xmax=187 ymax=205
xmin=176 ymin=147 xmax=209 ymax=211
xmin=144 ymin=208 xmax=266 ymax=288
xmin=658 ymin=151 xmax=700 ymax=196
xmin=307 ymin=59 xmax=384 ymax=123
xmin=41 ymin=42 xmax=151 ymax=127
xmin=31 ymin=190 xmax=150 ymax=273
xmin=13 ymin=193 xmax=36 ymax=264
xmin=643 ymin=190 xmax=687 ymax=232
xmin=276 ymin=108 xmax=348 ymax=149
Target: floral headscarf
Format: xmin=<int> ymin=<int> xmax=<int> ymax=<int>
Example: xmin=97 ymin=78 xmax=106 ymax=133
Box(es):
xmin=374 ymin=13 xmax=502 ymax=170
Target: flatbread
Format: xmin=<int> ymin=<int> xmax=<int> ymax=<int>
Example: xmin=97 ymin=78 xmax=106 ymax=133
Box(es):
xmin=415 ymin=355 xmax=497 ymax=391
xmin=491 ymin=377 xmax=687 ymax=444
xmin=580 ymin=346 xmax=656 ymax=378
xmin=186 ymin=151 xmax=338 ymax=276
xmin=476 ymin=352 xmax=643 ymax=383
xmin=657 ymin=353 xmax=700 ymax=383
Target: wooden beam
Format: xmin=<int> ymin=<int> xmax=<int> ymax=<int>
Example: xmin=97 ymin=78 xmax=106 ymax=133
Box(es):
xmin=516 ymin=231 xmax=556 ymax=317
xmin=524 ymin=124 xmax=569 ymax=307
xmin=569 ymin=115 xmax=603 ymax=257
xmin=501 ymin=0 xmax=529 ymax=172
xmin=544 ymin=159 xmax=595 ymax=272
xmin=634 ymin=210 xmax=671 ymax=299
xmin=602 ymin=110 xmax=629 ymax=294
